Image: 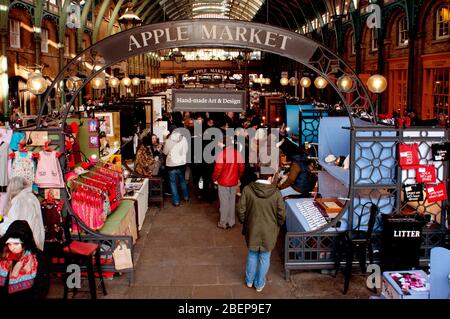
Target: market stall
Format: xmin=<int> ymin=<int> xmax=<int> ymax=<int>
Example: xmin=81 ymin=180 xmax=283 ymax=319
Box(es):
xmin=284 ymin=115 xmax=449 ymax=279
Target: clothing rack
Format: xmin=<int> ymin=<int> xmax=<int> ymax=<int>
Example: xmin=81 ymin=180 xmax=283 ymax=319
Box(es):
xmin=80 ymin=174 xmax=108 ymax=185
xmin=70 ymin=179 xmax=103 ymax=192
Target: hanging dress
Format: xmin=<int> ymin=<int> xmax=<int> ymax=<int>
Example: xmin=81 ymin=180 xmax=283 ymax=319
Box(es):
xmin=34 ymin=151 xmax=64 ymax=188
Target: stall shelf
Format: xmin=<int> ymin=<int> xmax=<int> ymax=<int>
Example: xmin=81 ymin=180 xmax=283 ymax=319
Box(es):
xmin=284 ymin=117 xmax=449 ymax=279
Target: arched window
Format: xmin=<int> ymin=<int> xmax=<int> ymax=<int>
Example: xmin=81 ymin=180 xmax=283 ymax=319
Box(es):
xmin=436 ymin=5 xmax=450 ymax=40
xmin=350 ymin=32 xmax=356 ymax=55
xmin=398 ymin=16 xmax=408 ymax=47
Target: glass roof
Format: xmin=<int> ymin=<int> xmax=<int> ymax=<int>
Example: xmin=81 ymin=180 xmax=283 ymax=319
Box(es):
xmin=158 ymin=0 xmax=265 ymax=21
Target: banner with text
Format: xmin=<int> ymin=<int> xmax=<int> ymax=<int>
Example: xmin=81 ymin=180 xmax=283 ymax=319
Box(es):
xmin=172 ymin=90 xmax=246 ymax=112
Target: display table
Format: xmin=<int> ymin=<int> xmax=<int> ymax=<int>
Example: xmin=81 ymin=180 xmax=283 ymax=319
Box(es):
xmin=124 ymin=178 xmax=149 ymax=231
xmin=100 ymin=199 xmax=138 ymax=244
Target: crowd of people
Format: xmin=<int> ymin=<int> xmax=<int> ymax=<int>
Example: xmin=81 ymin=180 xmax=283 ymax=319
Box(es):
xmin=133 ymin=110 xmax=320 ymax=292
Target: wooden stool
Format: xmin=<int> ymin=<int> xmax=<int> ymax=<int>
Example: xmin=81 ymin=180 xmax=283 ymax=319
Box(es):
xmin=63 ymin=241 xmax=107 ymax=299
xmin=149 ymin=176 xmax=164 ymax=208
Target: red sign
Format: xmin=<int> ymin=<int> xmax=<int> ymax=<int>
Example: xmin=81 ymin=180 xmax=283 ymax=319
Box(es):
xmin=416 ymin=165 xmax=437 ymax=183
xmin=399 ymin=143 xmax=420 ymax=169
xmin=425 ymin=183 xmax=448 ymax=202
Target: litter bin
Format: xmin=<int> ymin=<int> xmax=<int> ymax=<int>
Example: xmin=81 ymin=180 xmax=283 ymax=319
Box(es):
xmin=381 ymin=216 xmax=426 ymax=271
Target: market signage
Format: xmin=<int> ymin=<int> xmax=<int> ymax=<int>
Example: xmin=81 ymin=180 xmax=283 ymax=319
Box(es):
xmin=94 ymin=20 xmax=318 ymax=65
xmin=190 ymin=69 xmax=232 ymax=76
xmin=172 ymin=89 xmax=245 ymax=112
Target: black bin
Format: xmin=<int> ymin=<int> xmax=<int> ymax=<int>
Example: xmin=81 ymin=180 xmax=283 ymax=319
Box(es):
xmin=381 ymin=216 xmax=425 ymax=271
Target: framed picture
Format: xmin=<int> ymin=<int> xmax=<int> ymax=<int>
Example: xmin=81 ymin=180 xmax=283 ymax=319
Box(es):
xmin=88 ymin=135 xmax=99 ymax=148
xmin=88 ymin=119 xmax=98 ymax=133
xmin=94 ymin=112 xmax=114 ymax=137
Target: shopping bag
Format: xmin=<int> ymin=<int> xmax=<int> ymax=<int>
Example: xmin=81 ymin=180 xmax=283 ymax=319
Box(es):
xmin=415 ymin=165 xmax=437 ymax=183
xmin=112 ymin=241 xmax=133 ymax=270
xmin=431 ymin=142 xmax=450 ymax=161
xmin=399 ymin=143 xmax=420 ymax=169
xmin=403 ymin=184 xmax=424 ymax=202
xmin=425 ymin=183 xmax=448 ymax=203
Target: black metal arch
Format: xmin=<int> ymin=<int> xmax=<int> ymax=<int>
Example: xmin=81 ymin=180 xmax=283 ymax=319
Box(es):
xmin=38 ymin=19 xmax=375 ymax=129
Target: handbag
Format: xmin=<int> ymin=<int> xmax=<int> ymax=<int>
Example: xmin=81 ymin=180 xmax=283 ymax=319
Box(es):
xmin=112 ymin=241 xmax=133 ymax=270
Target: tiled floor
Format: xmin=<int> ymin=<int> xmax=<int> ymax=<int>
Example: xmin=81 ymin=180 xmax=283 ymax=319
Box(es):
xmin=47 ymin=195 xmax=373 ymax=299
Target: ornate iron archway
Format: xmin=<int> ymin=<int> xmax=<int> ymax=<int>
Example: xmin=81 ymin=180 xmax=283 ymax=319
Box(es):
xmin=37 ymin=19 xmax=375 ymax=127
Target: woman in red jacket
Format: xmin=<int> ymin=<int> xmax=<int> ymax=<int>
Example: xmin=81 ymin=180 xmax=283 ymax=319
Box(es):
xmin=212 ymin=137 xmax=245 ymax=229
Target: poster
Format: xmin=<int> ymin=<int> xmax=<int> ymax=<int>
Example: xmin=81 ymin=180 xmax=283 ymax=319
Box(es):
xmin=153 ymin=121 xmax=168 ymax=141
xmin=95 ymin=112 xmax=114 ymax=137
xmin=425 ymin=183 xmax=448 ymax=203
xmin=88 ymin=119 xmax=98 ymax=133
xmin=415 ymin=165 xmax=436 ymax=183
xmin=88 ymin=135 xmax=99 ymax=148
xmin=403 ymin=184 xmax=424 ymax=202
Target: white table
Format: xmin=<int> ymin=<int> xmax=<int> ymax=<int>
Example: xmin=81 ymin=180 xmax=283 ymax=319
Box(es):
xmin=124 ymin=178 xmax=149 ymax=231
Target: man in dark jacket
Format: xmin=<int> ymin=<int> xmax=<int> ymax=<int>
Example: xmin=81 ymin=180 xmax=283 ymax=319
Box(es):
xmin=238 ymin=169 xmax=285 ymax=292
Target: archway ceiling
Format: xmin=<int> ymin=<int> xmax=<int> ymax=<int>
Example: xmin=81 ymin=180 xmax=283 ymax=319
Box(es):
xmin=130 ymin=0 xmax=334 ymax=32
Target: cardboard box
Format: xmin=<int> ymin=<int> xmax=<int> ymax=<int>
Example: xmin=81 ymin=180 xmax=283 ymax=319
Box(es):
xmin=381 ymin=270 xmax=430 ymax=299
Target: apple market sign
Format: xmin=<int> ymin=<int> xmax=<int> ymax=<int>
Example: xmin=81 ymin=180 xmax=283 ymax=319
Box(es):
xmin=95 ymin=20 xmax=317 ymax=64
xmin=38 ymin=19 xmax=375 ymax=127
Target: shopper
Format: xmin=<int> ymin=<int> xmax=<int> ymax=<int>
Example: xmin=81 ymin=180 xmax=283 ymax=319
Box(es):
xmin=163 ymin=125 xmax=190 ymax=206
xmin=279 ymin=153 xmax=317 ymax=197
xmin=0 ymin=220 xmax=49 ymax=299
xmin=212 ymin=137 xmax=245 ymax=229
xmin=238 ymin=169 xmax=285 ymax=292
xmin=150 ymin=134 xmax=163 ymax=158
xmin=0 ymin=177 xmax=45 ymax=251
xmin=135 ymin=135 xmax=159 ymax=177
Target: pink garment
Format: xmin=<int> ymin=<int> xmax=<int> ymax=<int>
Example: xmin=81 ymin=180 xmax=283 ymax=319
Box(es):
xmin=35 ymin=151 xmax=64 ymax=188
xmin=0 ymin=128 xmax=13 ymax=145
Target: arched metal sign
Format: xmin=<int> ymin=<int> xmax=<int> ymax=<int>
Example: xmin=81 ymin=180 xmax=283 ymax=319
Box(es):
xmin=38 ymin=19 xmax=375 ymax=127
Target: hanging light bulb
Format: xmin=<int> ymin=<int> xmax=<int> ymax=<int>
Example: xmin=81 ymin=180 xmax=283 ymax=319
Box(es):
xmin=109 ymin=77 xmax=120 ymax=88
xmin=337 ymin=75 xmax=354 ymax=93
xmin=121 ymin=76 xmax=131 ymax=87
xmin=314 ymin=76 xmax=328 ymax=89
xmin=27 ymin=70 xmax=48 ymax=95
xmin=367 ymin=74 xmax=388 ymax=94
xmin=300 ymin=77 xmax=312 ymax=88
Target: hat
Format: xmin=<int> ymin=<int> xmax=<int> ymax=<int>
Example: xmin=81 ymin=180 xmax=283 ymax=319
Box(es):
xmin=325 ymin=154 xmax=337 ymax=163
xmin=6 ymin=238 xmax=23 ymax=245
xmin=70 ymin=122 xmax=79 ymax=134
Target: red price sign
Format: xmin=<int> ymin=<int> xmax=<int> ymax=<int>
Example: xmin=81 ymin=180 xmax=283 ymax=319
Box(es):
xmin=425 ymin=183 xmax=448 ymax=202
xmin=416 ymin=165 xmax=437 ymax=183
xmin=399 ymin=143 xmax=420 ymax=169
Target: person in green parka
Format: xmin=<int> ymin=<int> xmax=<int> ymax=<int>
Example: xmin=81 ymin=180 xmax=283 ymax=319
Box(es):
xmin=238 ymin=168 xmax=286 ymax=292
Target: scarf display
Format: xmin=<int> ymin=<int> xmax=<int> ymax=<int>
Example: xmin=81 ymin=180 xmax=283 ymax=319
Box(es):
xmin=0 ymin=249 xmax=38 ymax=294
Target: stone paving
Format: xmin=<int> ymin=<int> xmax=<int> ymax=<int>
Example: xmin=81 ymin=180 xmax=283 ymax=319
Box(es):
xmin=47 ymin=196 xmax=373 ymax=299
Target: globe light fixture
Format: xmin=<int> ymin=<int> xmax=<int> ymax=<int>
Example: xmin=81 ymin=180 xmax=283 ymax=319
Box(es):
xmin=132 ymin=77 xmax=141 ymax=86
xmin=91 ymin=77 xmax=105 ymax=89
xmin=121 ymin=76 xmax=131 ymax=87
xmin=367 ymin=74 xmax=388 ymax=94
xmin=314 ymin=76 xmax=328 ymax=89
xmin=289 ymin=77 xmax=299 ymax=86
xmin=337 ymin=75 xmax=354 ymax=93
xmin=109 ymin=77 xmax=120 ymax=88
xmin=66 ymin=76 xmax=83 ymax=91
xmin=27 ymin=70 xmax=48 ymax=95
xmin=300 ymin=77 xmax=312 ymax=88
xmin=280 ymin=77 xmax=289 ymax=86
